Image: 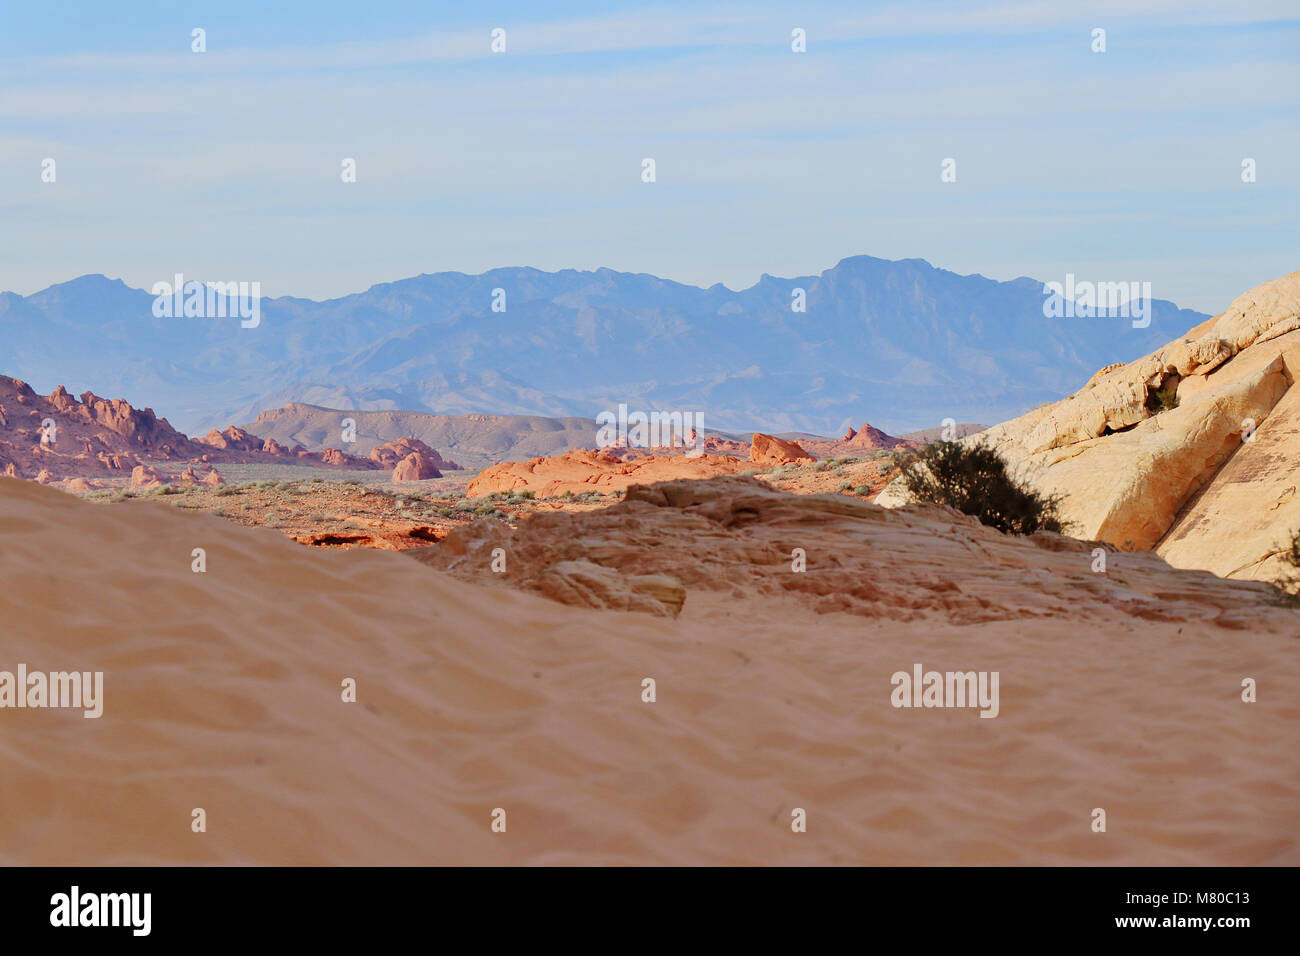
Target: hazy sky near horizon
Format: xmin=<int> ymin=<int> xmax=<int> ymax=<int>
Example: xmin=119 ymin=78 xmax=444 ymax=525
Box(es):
xmin=1 ymin=0 xmax=1297 ymax=313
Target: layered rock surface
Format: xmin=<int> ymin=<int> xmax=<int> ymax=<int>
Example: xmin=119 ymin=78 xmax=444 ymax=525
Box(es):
xmin=415 ymin=475 xmax=1284 ymax=626
xmin=878 ymin=271 xmax=1300 ymax=582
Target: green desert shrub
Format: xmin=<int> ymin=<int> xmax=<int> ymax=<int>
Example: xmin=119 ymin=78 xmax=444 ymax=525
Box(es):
xmin=1270 ymin=529 xmax=1300 ymax=599
xmin=1148 ymin=384 xmax=1180 ymax=413
xmin=895 ymin=440 xmax=1066 ymax=536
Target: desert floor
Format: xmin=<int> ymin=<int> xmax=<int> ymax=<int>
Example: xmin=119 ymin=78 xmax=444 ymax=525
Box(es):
xmin=2 ymin=475 xmax=1296 ymax=865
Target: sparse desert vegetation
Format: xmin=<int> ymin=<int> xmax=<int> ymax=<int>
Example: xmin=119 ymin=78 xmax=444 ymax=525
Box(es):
xmin=894 ymin=440 xmax=1067 ymax=536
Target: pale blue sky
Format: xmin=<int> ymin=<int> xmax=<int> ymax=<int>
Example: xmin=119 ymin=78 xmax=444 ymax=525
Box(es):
xmin=1 ymin=0 xmax=1297 ymax=313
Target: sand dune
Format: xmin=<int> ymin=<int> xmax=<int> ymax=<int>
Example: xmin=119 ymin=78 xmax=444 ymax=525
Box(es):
xmin=2 ymin=475 xmax=1296 ymax=865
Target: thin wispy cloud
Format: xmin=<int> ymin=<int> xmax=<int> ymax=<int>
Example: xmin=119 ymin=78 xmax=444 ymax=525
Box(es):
xmin=0 ymin=0 xmax=1295 ymax=311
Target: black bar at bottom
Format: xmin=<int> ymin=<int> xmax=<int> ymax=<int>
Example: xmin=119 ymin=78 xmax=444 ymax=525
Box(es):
xmin=0 ymin=866 xmax=1284 ymax=943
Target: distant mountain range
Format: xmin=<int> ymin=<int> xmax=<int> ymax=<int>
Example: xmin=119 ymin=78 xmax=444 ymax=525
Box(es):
xmin=0 ymin=256 xmax=1209 ymax=437
xmin=239 ymin=402 xmax=986 ymax=473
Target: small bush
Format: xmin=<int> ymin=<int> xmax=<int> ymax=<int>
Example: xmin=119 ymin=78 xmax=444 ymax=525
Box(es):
xmin=1148 ymin=384 xmax=1180 ymax=413
xmin=895 ymin=440 xmax=1067 ymax=536
xmin=838 ymin=481 xmax=853 ymax=491
xmin=854 ymin=484 xmax=872 ymax=496
xmin=1271 ymin=529 xmax=1300 ymax=599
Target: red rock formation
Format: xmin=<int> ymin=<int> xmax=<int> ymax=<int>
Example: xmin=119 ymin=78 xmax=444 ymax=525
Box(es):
xmin=178 ymin=463 xmax=223 ymax=486
xmin=749 ymin=433 xmax=814 ymax=465
xmin=0 ymin=376 xmax=193 ymax=480
xmin=371 ymin=437 xmax=461 ymax=471
xmin=468 ymin=448 xmax=757 ymax=497
xmin=796 ymin=421 xmax=916 ymax=459
xmin=129 ymin=465 xmax=165 ymax=491
xmin=0 ymin=373 xmax=381 ymax=481
xmin=392 ymin=451 xmax=443 ymax=482
xmin=844 ymin=422 xmax=906 ymax=451
xmin=601 ymin=433 xmax=749 ymax=461
xmin=200 ymin=426 xmax=261 ymax=452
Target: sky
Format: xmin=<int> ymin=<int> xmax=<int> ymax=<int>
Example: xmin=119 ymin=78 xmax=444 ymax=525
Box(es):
xmin=1 ymin=0 xmax=1297 ymax=313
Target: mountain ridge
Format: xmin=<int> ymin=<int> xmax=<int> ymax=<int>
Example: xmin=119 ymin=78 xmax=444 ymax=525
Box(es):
xmin=1 ymin=255 xmax=1208 ymax=436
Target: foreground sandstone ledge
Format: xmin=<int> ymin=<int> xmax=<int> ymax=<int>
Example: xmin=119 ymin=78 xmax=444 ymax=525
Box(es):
xmin=413 ymin=476 xmax=1287 ymax=627
xmin=878 ymin=270 xmax=1300 ymax=584
xmin=3 ymin=475 xmax=1296 ymax=866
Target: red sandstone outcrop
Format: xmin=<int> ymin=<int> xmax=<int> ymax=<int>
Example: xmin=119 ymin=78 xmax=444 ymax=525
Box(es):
xmin=467 ymin=449 xmax=757 ymax=497
xmin=599 ymin=432 xmax=750 ymax=461
xmin=371 ymin=437 xmax=460 ymax=471
xmin=392 ymin=451 xmax=443 ymax=482
xmin=130 ymin=464 xmax=165 ymax=491
xmin=178 ymin=463 xmax=225 ymax=487
xmin=200 ymin=425 xmax=261 ymax=452
xmin=0 ymin=376 xmax=183 ymax=479
xmin=0 ymin=374 xmax=379 ymax=481
xmin=749 ymin=433 xmax=814 ymax=465
xmin=797 ymin=421 xmax=914 ymax=459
